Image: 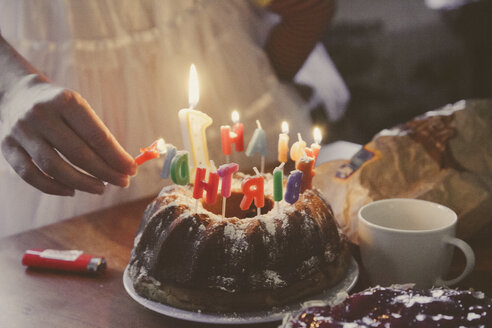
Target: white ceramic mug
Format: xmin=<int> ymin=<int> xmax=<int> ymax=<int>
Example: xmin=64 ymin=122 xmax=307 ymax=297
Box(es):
xmin=358 ymin=198 xmax=475 ymax=288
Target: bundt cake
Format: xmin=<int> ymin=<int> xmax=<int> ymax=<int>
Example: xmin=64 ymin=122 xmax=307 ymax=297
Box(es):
xmin=128 ymin=174 xmax=349 ymax=312
xmin=283 ymin=285 xmax=492 ymax=327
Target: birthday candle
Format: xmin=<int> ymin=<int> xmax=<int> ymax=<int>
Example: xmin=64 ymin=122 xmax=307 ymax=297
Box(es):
xmin=273 ymin=163 xmax=284 ymax=202
xmin=296 ymin=156 xmax=315 ymax=193
xmin=221 ymin=125 xmax=234 ymax=156
xmin=170 ymin=151 xmax=190 ymax=185
xmin=284 ymin=170 xmax=303 ymax=204
xmin=135 ymin=138 xmax=166 ymax=166
xmin=305 ymin=127 xmax=322 ymax=165
xmin=193 ymin=167 xmax=220 ymax=204
xmin=217 ymin=163 xmax=239 ymax=198
xmin=290 ymin=133 xmax=307 ymax=163
xmin=231 ymin=111 xmax=244 ymax=152
xmin=278 ymin=121 xmax=289 ymax=163
xmin=246 ymin=120 xmax=267 ymax=173
xmin=221 ymin=111 xmax=244 ymax=157
xmin=178 ymin=64 xmax=213 ymax=177
xmin=161 ymin=145 xmax=177 ymax=179
xmin=240 ymin=171 xmax=264 ymax=211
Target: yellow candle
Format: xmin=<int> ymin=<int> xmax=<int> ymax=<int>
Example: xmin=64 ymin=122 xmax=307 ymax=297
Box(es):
xmin=278 ymin=121 xmax=289 ymax=163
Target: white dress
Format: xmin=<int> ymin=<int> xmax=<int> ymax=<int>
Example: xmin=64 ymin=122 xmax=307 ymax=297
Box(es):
xmin=0 ymin=0 xmax=349 ymax=238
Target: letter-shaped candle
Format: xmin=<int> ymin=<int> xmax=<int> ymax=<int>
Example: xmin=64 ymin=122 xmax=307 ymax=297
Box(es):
xmin=246 ymin=120 xmax=267 ymax=173
xmin=170 ymin=151 xmax=190 ymax=185
xmin=290 ymin=133 xmax=307 ymax=163
xmin=221 ymin=111 xmax=244 ymax=158
xmin=217 ymin=162 xmax=239 ymax=217
xmin=240 ymin=173 xmax=264 ymax=211
xmin=135 ymin=138 xmax=166 ymax=165
xmin=217 ymin=163 xmax=239 ymax=198
xmin=161 ymin=145 xmax=177 ymax=179
xmin=284 ymin=170 xmax=303 ymax=204
xmin=278 ymin=121 xmax=289 ymax=163
xmin=273 ymin=163 xmax=284 ymax=202
xmin=231 ymin=111 xmax=244 ymax=152
xmin=178 ymin=64 xmax=213 ymax=177
xmin=193 ymin=167 xmax=220 ymax=204
xmin=296 ymin=156 xmax=315 ymax=193
xmin=305 ymin=127 xmax=322 ymax=165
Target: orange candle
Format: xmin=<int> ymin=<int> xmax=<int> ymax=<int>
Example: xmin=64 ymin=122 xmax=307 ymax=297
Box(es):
xmin=135 ymin=138 xmax=166 ymax=165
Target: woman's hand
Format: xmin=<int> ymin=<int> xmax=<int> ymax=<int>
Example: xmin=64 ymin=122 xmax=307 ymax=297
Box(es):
xmin=0 ymin=76 xmax=136 ymax=196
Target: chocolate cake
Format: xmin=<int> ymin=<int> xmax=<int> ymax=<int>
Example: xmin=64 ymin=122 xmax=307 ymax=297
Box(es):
xmin=128 ymin=174 xmax=349 ymax=312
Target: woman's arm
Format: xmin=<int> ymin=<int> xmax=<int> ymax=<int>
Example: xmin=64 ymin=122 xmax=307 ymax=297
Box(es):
xmin=264 ymin=0 xmax=336 ymax=80
xmin=0 ymin=34 xmax=136 ymax=196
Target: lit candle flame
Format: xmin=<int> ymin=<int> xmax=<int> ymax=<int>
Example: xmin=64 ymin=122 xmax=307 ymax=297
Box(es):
xmin=231 ymin=110 xmax=239 ymax=124
xmin=156 ymin=138 xmax=167 ymax=154
xmin=281 ymin=121 xmax=289 ymax=134
xmin=188 ymin=64 xmax=199 ymax=109
xmin=313 ymin=127 xmax=322 ymax=144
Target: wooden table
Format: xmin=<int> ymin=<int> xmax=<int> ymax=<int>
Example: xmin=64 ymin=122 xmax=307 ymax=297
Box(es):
xmin=1 ymin=197 xmax=491 ymax=328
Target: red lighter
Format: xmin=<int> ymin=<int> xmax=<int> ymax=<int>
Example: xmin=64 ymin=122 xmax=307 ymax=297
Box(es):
xmin=22 ymin=249 xmax=106 ymax=274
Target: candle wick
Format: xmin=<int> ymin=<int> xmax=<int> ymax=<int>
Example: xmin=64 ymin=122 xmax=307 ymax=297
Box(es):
xmin=253 ymin=166 xmax=261 ymax=176
xmin=256 ymin=120 xmax=262 ymax=129
xmin=210 ymin=160 xmax=217 ymax=172
xmin=297 ymin=133 xmax=303 ymax=142
xmin=222 ymin=197 xmax=227 ymax=218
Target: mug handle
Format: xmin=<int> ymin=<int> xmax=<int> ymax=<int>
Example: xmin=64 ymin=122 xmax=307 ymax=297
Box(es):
xmin=436 ymin=237 xmax=475 ymax=286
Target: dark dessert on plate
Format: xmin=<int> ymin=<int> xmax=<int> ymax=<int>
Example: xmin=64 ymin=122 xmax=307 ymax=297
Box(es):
xmin=283 ymin=285 xmax=492 ymax=327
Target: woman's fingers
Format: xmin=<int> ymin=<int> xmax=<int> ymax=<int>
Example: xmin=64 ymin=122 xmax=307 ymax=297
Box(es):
xmin=55 ymin=91 xmax=137 ymax=176
xmin=1 ymin=86 xmax=136 ymax=195
xmin=1 ymin=137 xmax=75 ymax=196
xmin=37 ymin=109 xmax=131 ymax=188
xmin=9 ymin=121 xmax=106 ymax=194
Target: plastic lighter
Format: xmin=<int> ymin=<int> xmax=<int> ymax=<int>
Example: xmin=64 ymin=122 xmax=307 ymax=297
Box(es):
xmin=22 ymin=249 xmax=106 ymax=274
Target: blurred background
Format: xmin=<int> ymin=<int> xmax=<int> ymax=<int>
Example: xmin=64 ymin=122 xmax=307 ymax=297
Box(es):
xmin=317 ymin=0 xmax=492 ymax=144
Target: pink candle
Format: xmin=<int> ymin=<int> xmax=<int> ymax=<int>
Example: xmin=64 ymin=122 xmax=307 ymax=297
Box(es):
xmin=217 ymin=163 xmax=239 ymax=198
xmin=193 ymin=167 xmax=220 ymax=204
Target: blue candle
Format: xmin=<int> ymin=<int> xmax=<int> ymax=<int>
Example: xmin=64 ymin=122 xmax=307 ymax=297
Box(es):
xmin=246 ymin=120 xmax=267 ymax=173
xmin=284 ymin=170 xmax=303 ymax=204
xmin=161 ymin=145 xmax=177 ymax=179
xmin=246 ymin=120 xmax=267 ymax=157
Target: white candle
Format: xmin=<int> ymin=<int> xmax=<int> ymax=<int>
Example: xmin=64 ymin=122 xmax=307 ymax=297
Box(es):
xmin=178 ymin=64 xmax=213 ymax=177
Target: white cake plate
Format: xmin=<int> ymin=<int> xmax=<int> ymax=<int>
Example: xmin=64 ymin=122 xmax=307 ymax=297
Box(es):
xmin=123 ymin=256 xmax=359 ymax=325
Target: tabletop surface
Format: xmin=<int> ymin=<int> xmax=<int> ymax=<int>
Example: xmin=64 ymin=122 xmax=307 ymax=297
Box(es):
xmin=1 ymin=196 xmax=491 ymax=328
